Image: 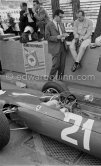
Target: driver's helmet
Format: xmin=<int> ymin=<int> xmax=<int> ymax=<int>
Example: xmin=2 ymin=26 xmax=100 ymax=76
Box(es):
xmin=24 ymin=26 xmax=34 ymax=33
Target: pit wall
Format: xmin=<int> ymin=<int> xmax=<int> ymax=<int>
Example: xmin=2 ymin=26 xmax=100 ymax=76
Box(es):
xmin=0 ymin=40 xmax=101 ymax=87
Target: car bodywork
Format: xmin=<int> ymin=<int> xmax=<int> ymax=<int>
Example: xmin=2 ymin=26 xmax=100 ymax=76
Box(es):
xmin=0 ymin=88 xmax=101 ymax=160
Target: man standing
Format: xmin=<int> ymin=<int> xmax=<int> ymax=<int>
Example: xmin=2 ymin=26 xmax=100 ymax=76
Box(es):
xmin=70 ymin=10 xmax=93 ymax=72
xmin=32 ymin=0 xmax=50 ymax=39
xmin=45 ymin=9 xmax=68 ymax=81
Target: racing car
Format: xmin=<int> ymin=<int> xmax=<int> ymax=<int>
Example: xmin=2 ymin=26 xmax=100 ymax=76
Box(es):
xmin=0 ymin=83 xmax=101 ymax=160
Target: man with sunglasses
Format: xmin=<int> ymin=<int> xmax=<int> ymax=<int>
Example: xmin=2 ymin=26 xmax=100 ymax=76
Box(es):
xmin=32 ymin=0 xmax=50 ymax=39
xmin=45 ymin=9 xmax=69 ymax=81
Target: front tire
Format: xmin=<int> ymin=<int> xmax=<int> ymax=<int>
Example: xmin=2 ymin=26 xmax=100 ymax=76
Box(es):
xmin=42 ymin=81 xmax=69 ymax=94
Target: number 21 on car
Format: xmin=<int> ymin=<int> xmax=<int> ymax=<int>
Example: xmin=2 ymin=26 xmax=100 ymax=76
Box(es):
xmin=61 ymin=112 xmax=94 ymax=151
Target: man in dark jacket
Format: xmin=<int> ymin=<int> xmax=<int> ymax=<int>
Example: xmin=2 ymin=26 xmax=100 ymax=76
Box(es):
xmin=19 ymin=2 xmax=37 ymax=34
xmin=32 ymin=0 xmax=50 ymax=38
xmin=45 ymin=9 xmax=69 ymax=81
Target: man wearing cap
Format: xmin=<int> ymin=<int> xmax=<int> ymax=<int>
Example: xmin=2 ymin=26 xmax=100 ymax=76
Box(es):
xmin=32 ymin=0 xmax=50 ymax=39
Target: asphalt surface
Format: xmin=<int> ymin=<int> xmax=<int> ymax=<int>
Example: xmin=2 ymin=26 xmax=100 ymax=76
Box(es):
xmin=0 ymin=81 xmax=101 ymax=166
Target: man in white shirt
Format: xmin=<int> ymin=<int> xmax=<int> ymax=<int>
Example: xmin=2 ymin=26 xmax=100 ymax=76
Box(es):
xmin=70 ymin=10 xmax=93 ymax=72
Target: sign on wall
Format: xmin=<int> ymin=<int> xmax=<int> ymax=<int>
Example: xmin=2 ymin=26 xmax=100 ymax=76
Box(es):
xmin=23 ymin=42 xmax=46 ymax=76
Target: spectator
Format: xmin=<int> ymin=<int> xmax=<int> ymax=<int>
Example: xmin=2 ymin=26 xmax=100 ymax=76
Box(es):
xmin=0 ymin=15 xmax=4 ymax=30
xmin=0 ymin=61 xmax=4 ymax=75
xmin=70 ymin=10 xmax=93 ymax=72
xmin=19 ymin=2 xmax=37 ymax=35
xmin=1 ymin=19 xmax=8 ymax=32
xmin=5 ymin=13 xmax=16 ymax=34
xmin=0 ymin=16 xmax=4 ymax=35
xmin=45 ymin=9 xmax=69 ymax=81
xmin=32 ymin=0 xmax=50 ymax=39
xmin=0 ymin=27 xmax=4 ymax=35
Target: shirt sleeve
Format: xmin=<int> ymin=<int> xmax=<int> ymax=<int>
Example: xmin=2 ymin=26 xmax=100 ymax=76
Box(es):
xmin=45 ymin=23 xmax=58 ymax=42
xmin=73 ymin=20 xmax=79 ymax=38
xmin=34 ymin=8 xmax=46 ymax=21
xmin=83 ymin=20 xmax=93 ymax=40
xmin=19 ymin=11 xmax=27 ymax=22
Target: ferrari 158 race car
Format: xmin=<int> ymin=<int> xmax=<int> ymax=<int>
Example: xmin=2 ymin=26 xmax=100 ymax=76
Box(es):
xmin=0 ymin=85 xmax=101 ymax=160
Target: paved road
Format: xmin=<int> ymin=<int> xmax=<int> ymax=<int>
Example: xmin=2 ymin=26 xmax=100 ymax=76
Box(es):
xmin=0 ymin=82 xmax=101 ymax=166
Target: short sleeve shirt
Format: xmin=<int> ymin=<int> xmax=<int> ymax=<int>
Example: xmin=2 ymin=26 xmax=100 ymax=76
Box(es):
xmin=74 ymin=18 xmax=93 ymax=38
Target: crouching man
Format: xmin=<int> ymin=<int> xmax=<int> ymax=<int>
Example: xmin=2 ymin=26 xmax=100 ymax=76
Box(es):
xmin=70 ymin=10 xmax=93 ymax=72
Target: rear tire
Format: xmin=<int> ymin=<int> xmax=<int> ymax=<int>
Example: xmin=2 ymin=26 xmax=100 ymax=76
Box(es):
xmin=0 ymin=110 xmax=10 ymax=150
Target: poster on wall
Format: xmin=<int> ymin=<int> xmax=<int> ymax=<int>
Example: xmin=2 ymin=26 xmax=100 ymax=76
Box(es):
xmin=23 ymin=42 xmax=46 ymax=77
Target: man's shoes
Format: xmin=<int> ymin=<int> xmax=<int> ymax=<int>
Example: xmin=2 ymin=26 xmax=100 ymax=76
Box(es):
xmin=0 ymin=71 xmax=5 ymax=75
xmin=90 ymin=44 xmax=100 ymax=49
xmin=71 ymin=62 xmax=81 ymax=72
xmin=90 ymin=43 xmax=97 ymax=49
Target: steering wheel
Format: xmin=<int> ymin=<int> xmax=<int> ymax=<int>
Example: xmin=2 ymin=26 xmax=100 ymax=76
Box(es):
xmin=50 ymin=93 xmax=77 ymax=107
xmin=50 ymin=94 xmax=60 ymax=101
xmin=66 ymin=94 xmax=77 ymax=102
